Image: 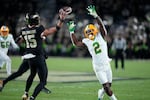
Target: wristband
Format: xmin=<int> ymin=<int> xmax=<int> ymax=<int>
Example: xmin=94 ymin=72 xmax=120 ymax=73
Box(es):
xmin=70 ymin=31 xmax=74 ymax=34
xmin=59 ymin=19 xmax=64 ymax=22
xmin=94 ymin=15 xmax=98 ymax=18
xmin=58 ymin=17 xmax=64 ymax=22
xmin=56 ymin=25 xmax=60 ymax=31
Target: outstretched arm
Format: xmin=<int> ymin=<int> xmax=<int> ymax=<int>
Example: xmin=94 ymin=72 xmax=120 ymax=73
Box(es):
xmin=41 ymin=7 xmax=71 ymax=38
xmin=67 ymin=21 xmax=85 ymax=47
xmin=87 ymin=5 xmax=107 ymax=38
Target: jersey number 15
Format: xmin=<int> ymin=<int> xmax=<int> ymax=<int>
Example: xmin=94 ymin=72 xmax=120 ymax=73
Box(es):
xmin=24 ymin=34 xmax=37 ymax=48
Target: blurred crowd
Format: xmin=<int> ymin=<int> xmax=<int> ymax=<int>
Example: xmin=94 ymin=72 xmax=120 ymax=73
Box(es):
xmin=1 ymin=0 xmax=150 ymax=59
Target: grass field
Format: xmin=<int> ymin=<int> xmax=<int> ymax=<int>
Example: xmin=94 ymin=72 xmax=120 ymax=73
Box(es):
xmin=0 ymin=56 xmax=150 ymax=100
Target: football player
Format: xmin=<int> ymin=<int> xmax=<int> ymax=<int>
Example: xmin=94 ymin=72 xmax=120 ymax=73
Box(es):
xmin=0 ymin=25 xmax=19 ymax=75
xmin=0 ymin=7 xmax=71 ymax=100
xmin=67 ymin=5 xmax=117 ymax=100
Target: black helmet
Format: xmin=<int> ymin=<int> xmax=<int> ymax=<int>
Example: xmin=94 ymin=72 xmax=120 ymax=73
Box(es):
xmin=25 ymin=12 xmax=40 ymax=26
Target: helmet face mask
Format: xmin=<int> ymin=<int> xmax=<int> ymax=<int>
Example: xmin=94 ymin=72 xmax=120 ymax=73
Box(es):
xmin=25 ymin=12 xmax=40 ymax=26
xmin=0 ymin=25 xmax=9 ymax=37
xmin=84 ymin=24 xmax=98 ymax=40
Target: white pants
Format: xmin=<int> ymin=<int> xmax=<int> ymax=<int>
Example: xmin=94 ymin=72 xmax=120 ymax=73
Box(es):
xmin=93 ymin=63 xmax=112 ymax=84
xmin=0 ymin=51 xmax=11 ymax=75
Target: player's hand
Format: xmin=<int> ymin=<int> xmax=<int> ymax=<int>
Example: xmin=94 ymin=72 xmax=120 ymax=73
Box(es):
xmin=67 ymin=21 xmax=76 ymax=34
xmin=59 ymin=7 xmax=72 ymax=21
xmin=40 ymin=32 xmax=46 ymax=40
xmin=59 ymin=9 xmax=67 ymax=21
xmin=87 ymin=5 xmax=98 ymax=18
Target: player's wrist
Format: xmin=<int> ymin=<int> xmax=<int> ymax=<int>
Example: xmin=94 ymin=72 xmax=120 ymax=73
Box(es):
xmin=56 ymin=25 xmax=61 ymax=31
xmin=58 ymin=17 xmax=65 ymax=22
xmin=94 ymin=14 xmax=98 ymax=18
xmin=59 ymin=19 xmax=65 ymax=22
xmin=69 ymin=31 xmax=74 ymax=34
xmin=92 ymin=12 xmax=98 ymax=18
xmin=95 ymin=15 xmax=99 ymax=19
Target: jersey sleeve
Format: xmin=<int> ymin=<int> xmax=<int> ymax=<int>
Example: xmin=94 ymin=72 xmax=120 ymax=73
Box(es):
xmin=10 ymin=34 xmax=19 ymax=49
xmin=82 ymin=38 xmax=86 ymax=44
xmin=82 ymin=38 xmax=88 ymax=46
xmin=37 ymin=25 xmax=45 ymax=38
xmin=39 ymin=25 xmax=45 ymax=34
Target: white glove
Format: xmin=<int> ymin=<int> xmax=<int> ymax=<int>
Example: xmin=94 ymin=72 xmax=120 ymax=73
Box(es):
xmin=87 ymin=5 xmax=98 ymax=18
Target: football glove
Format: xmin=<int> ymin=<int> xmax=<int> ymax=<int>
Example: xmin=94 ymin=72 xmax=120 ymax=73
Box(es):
xmin=67 ymin=21 xmax=76 ymax=34
xmin=87 ymin=5 xmax=98 ymax=18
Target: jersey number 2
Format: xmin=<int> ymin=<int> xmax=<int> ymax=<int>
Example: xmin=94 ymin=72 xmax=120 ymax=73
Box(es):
xmin=24 ymin=34 xmax=37 ymax=48
xmin=93 ymin=42 xmax=101 ymax=54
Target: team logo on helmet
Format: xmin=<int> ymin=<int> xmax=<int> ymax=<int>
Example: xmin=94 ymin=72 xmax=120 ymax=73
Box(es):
xmin=84 ymin=24 xmax=98 ymax=40
xmin=25 ymin=12 xmax=40 ymax=26
xmin=0 ymin=25 xmax=9 ymax=37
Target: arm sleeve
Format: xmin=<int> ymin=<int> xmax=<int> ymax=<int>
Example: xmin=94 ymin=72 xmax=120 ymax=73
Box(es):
xmin=10 ymin=34 xmax=19 ymax=49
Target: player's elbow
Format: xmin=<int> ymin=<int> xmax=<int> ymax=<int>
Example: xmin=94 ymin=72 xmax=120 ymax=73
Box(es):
xmin=74 ymin=41 xmax=84 ymax=47
xmin=42 ymin=28 xmax=56 ymax=36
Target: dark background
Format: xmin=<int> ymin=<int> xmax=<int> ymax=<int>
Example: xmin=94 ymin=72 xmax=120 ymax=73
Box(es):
xmin=1 ymin=0 xmax=150 ymax=59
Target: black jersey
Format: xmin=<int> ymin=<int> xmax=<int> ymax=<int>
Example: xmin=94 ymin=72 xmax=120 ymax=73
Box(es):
xmin=20 ymin=25 xmax=45 ymax=56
